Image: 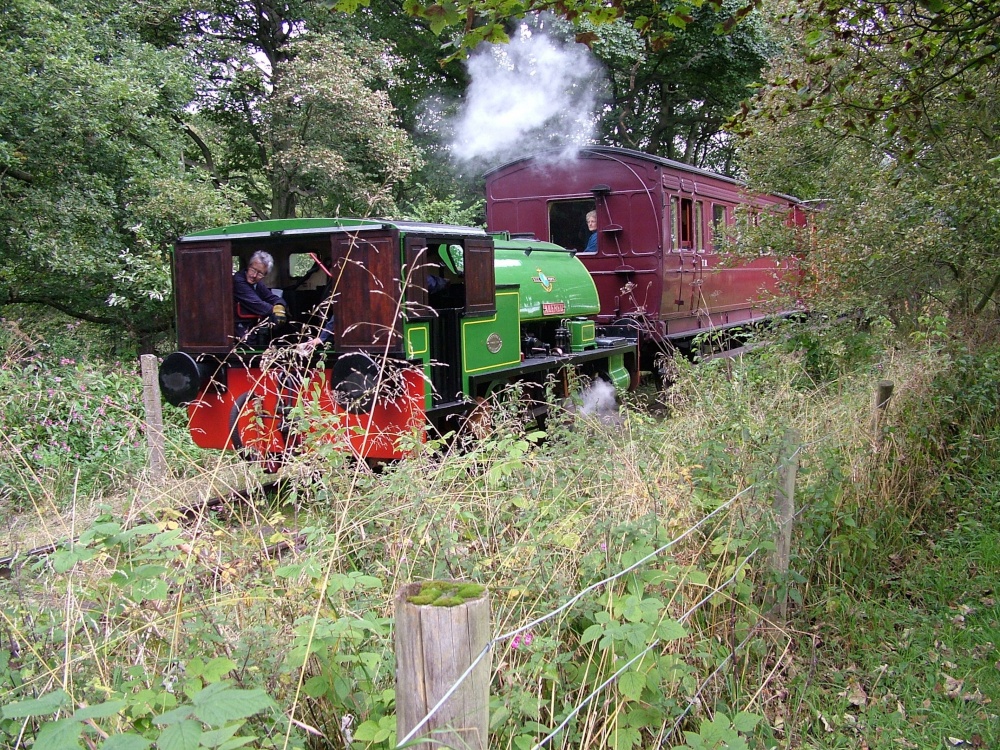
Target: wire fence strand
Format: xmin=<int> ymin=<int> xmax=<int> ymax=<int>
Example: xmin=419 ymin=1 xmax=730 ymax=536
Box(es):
xmin=530 ymin=549 xmax=760 ymax=750
xmin=395 ymin=484 xmax=757 ymax=748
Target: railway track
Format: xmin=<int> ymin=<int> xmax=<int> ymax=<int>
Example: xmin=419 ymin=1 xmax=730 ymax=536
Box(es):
xmin=0 ymin=481 xmax=285 ymax=579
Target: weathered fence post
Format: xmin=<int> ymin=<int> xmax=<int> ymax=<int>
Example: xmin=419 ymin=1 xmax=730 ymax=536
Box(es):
xmin=395 ymin=581 xmax=490 ymax=750
xmin=773 ymin=429 xmax=800 ymax=623
xmin=140 ymin=354 xmax=167 ymax=482
xmin=873 ymin=380 xmax=894 ymax=449
xmin=875 ymin=380 xmax=895 ymax=413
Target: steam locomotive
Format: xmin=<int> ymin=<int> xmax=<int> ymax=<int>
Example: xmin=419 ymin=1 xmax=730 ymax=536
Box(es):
xmin=158 ymin=218 xmax=639 ymax=465
xmin=485 ymin=147 xmax=807 ymax=366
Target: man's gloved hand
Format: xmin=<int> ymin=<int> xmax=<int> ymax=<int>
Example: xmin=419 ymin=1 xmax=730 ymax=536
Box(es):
xmin=272 ymin=303 xmax=287 ymax=323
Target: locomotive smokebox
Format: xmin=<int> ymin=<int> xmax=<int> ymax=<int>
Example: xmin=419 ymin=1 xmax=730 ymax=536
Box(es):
xmin=159 ymin=351 xmax=213 ymax=406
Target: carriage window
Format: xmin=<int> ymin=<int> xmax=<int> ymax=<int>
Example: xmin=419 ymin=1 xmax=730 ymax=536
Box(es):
xmin=678 ymin=197 xmax=694 ymax=249
xmin=549 ymin=200 xmax=596 ymax=253
xmin=665 ymin=199 xmax=675 ymax=251
xmin=670 ymin=197 xmax=679 ymax=251
xmin=711 ymin=204 xmax=729 ymax=251
xmin=694 ymin=201 xmax=704 ymax=252
xmin=712 ymin=204 xmax=728 ymax=231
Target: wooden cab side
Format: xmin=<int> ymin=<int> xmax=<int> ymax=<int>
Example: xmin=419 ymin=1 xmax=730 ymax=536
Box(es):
xmin=173 ymin=240 xmax=233 ymax=354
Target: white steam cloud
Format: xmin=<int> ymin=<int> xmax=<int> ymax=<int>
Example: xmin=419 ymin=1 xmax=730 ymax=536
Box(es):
xmin=578 ymin=378 xmax=620 ymax=422
xmin=451 ymin=25 xmax=605 ymax=163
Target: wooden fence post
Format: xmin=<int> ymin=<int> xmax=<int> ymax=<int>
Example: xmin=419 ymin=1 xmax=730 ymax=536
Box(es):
xmin=140 ymin=354 xmax=167 ymax=482
xmin=875 ymin=380 xmax=895 ymax=412
xmin=773 ymin=429 xmax=800 ymax=623
xmin=873 ymin=380 xmax=894 ymax=450
xmin=875 ymin=380 xmax=893 ymax=438
xmin=395 ymin=581 xmax=490 ymax=750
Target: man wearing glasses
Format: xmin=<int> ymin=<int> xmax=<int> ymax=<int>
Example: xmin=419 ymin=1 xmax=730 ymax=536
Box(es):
xmin=233 ymin=251 xmax=286 ymax=340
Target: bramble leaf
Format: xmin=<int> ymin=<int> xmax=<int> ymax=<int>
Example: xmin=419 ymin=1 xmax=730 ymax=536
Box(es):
xmin=2 ymin=689 xmax=70 ymax=718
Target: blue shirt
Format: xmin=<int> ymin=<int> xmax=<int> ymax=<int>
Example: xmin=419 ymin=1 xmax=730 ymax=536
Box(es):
xmin=584 ymin=232 xmax=597 ymax=253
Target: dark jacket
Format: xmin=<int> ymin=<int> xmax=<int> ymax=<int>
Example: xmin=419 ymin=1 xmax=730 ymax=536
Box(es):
xmin=233 ymin=271 xmax=282 ymax=336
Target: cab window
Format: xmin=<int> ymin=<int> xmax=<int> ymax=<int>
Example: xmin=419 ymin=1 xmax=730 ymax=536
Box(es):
xmin=440 ymin=244 xmax=465 ymax=275
xmin=289 ymin=253 xmax=316 ymax=280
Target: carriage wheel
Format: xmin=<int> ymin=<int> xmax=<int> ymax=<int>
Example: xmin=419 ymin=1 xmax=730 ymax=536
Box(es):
xmin=229 ymin=392 xmax=287 ymax=473
xmin=462 ymin=397 xmax=493 ymax=440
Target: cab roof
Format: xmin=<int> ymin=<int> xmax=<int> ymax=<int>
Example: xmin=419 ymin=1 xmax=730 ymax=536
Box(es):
xmin=180 ymin=217 xmax=489 ymax=243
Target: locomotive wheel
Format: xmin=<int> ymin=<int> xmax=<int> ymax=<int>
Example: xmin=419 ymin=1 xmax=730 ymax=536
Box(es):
xmin=462 ymin=397 xmax=493 ymax=441
xmin=331 ymin=352 xmax=382 ymax=414
xmin=229 ymin=392 xmax=287 ymax=473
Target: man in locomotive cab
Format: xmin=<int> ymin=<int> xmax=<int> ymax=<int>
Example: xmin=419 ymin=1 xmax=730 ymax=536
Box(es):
xmin=233 ymin=250 xmax=286 ymax=339
xmin=426 ymin=253 xmax=452 ymax=295
xmin=424 ymin=244 xmax=467 ymax=311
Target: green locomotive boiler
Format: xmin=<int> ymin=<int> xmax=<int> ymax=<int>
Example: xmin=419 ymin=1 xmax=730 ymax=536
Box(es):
xmin=158 ymin=218 xmax=638 ymax=465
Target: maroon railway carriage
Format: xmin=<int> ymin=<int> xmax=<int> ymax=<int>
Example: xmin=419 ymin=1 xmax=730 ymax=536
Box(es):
xmin=485 ymin=146 xmax=805 ymax=365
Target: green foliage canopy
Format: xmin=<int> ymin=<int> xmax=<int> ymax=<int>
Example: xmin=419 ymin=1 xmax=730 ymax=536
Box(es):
xmin=0 ymin=0 xmax=246 ymax=344
xmin=584 ymin=0 xmax=775 ymax=170
xmin=1 ymin=0 xmax=424 ymax=346
xmin=734 ymin=0 xmax=1000 ymax=321
xmin=334 ymin=0 xmax=745 ymax=58
xmin=162 ymin=0 xmax=422 ymax=219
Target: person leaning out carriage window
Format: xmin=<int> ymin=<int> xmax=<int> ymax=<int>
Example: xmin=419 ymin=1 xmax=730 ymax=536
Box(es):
xmin=233 ymin=250 xmax=286 ymax=339
xmin=583 ymin=210 xmax=598 ymax=253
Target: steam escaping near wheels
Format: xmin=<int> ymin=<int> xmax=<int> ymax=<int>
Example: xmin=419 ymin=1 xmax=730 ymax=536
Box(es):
xmin=566 ymin=378 xmax=622 ymax=426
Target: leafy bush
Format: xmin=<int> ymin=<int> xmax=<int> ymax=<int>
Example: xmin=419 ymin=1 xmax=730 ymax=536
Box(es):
xmin=0 ymin=316 xmax=212 ymax=511
xmin=0 ymin=359 xmax=149 ymax=505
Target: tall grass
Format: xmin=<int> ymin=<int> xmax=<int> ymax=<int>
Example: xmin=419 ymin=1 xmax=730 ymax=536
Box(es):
xmin=2 ymin=314 xmax=995 ymax=749
xmin=0 ymin=315 xmax=243 ymax=554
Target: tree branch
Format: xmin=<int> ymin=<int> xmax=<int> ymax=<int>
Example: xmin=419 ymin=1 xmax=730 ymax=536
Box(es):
xmin=973 ymin=272 xmax=1000 ymax=315
xmin=177 ymin=118 xmax=222 ymax=188
xmin=0 ymin=164 xmax=34 ymax=185
xmin=1 ymin=293 xmax=123 ymax=327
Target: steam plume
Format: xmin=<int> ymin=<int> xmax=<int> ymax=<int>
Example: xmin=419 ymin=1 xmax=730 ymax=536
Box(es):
xmin=578 ymin=378 xmax=620 ymax=424
xmin=451 ymin=24 xmax=605 ymax=164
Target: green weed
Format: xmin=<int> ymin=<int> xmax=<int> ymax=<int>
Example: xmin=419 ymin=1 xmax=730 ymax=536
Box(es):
xmin=4 ymin=315 xmax=1000 ymax=750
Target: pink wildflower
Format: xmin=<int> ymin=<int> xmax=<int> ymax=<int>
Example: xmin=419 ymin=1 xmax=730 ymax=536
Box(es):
xmin=511 ymin=630 xmax=534 ymax=650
